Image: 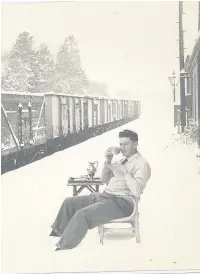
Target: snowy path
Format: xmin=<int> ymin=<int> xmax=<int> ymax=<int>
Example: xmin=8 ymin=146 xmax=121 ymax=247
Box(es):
xmin=1 ymin=99 xmax=200 ymax=274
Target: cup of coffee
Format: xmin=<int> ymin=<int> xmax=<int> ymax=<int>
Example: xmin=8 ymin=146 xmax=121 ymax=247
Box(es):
xmin=111 ymin=146 xmax=121 ymax=155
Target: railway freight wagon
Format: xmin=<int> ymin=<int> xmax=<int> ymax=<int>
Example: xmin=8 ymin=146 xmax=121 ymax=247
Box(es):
xmin=1 ymin=91 xmax=141 ymax=174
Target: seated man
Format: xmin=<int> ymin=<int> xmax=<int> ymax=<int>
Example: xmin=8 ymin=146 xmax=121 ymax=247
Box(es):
xmin=50 ymin=129 xmax=151 ymax=251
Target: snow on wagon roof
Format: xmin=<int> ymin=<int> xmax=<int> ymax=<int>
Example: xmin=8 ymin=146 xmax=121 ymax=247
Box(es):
xmin=1 ymin=91 xmax=137 ymax=102
xmin=1 ymin=91 xmax=44 ymax=97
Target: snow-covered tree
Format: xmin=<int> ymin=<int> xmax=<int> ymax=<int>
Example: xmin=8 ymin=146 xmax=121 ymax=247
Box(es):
xmin=1 ymin=32 xmax=56 ymax=93
xmin=36 ymin=44 xmax=55 ymax=93
xmin=54 ymin=35 xmax=88 ymax=94
xmin=1 ymin=32 xmax=37 ymax=92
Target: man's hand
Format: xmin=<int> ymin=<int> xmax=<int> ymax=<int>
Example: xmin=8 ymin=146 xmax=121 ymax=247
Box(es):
xmin=104 ymin=147 xmax=114 ymax=164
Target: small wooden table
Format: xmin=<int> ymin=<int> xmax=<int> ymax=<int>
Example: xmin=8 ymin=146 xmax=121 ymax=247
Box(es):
xmin=68 ymin=177 xmax=103 ymax=196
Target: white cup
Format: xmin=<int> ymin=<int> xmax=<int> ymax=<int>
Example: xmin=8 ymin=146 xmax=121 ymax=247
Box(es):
xmin=111 ymin=147 xmax=121 ymax=155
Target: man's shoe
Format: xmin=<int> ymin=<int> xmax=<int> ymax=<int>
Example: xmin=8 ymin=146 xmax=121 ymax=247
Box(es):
xmin=49 ymin=230 xmax=59 ymax=237
xmin=55 ymin=247 xmax=60 ymax=251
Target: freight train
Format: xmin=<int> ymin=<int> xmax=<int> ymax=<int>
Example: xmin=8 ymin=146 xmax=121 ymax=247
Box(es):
xmin=1 ymin=91 xmax=141 ymax=174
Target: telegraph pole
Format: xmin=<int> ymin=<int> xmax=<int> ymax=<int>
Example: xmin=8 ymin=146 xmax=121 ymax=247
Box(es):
xmin=198 ymin=1 xmax=200 ymax=32
xmin=198 ymin=2 xmax=200 ymax=148
xmin=178 ymin=1 xmax=186 ymax=133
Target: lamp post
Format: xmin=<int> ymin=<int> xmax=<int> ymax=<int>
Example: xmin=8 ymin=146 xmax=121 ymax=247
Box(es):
xmin=168 ymin=71 xmax=178 ymax=103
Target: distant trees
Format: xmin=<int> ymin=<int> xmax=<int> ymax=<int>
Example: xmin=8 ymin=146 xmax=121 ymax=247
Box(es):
xmin=1 ymin=32 xmax=89 ymax=94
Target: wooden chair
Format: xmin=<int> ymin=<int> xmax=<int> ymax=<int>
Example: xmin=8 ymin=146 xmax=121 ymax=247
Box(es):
xmin=98 ymin=197 xmax=140 ymax=245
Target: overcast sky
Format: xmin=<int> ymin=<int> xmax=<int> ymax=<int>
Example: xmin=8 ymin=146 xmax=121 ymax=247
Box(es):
xmin=1 ymin=1 xmax=199 ymax=99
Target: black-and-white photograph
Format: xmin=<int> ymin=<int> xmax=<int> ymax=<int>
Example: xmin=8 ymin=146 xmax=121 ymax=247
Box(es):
xmin=1 ymin=1 xmax=200 ymax=273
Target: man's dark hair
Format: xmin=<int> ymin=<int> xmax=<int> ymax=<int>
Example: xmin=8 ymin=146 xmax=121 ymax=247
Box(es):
xmin=119 ymin=129 xmax=138 ymax=142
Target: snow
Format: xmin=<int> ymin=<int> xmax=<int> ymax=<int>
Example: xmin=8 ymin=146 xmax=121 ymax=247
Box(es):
xmin=1 ymin=97 xmax=200 ymax=274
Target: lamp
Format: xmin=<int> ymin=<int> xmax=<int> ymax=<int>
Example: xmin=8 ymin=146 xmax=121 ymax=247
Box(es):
xmin=168 ymin=71 xmax=178 ymax=103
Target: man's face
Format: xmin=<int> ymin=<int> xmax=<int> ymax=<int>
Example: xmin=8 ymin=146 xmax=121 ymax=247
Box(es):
xmin=119 ymin=137 xmax=137 ymax=158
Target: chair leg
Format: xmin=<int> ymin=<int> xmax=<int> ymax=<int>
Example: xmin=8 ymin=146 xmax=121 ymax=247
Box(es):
xmin=130 ymin=221 xmax=136 ymax=236
xmin=135 ymin=213 xmax=140 ymax=243
xmin=100 ymin=225 xmax=104 ymax=245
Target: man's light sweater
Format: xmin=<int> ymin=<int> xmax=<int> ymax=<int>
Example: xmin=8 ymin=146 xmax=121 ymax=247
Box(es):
xmin=100 ymin=152 xmax=151 ymax=202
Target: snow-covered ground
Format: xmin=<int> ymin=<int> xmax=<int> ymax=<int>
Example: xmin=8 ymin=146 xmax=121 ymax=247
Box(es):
xmin=1 ymin=97 xmax=200 ymax=274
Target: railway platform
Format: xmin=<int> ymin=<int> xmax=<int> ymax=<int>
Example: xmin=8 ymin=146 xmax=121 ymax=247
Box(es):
xmin=1 ymin=99 xmax=200 ymax=273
